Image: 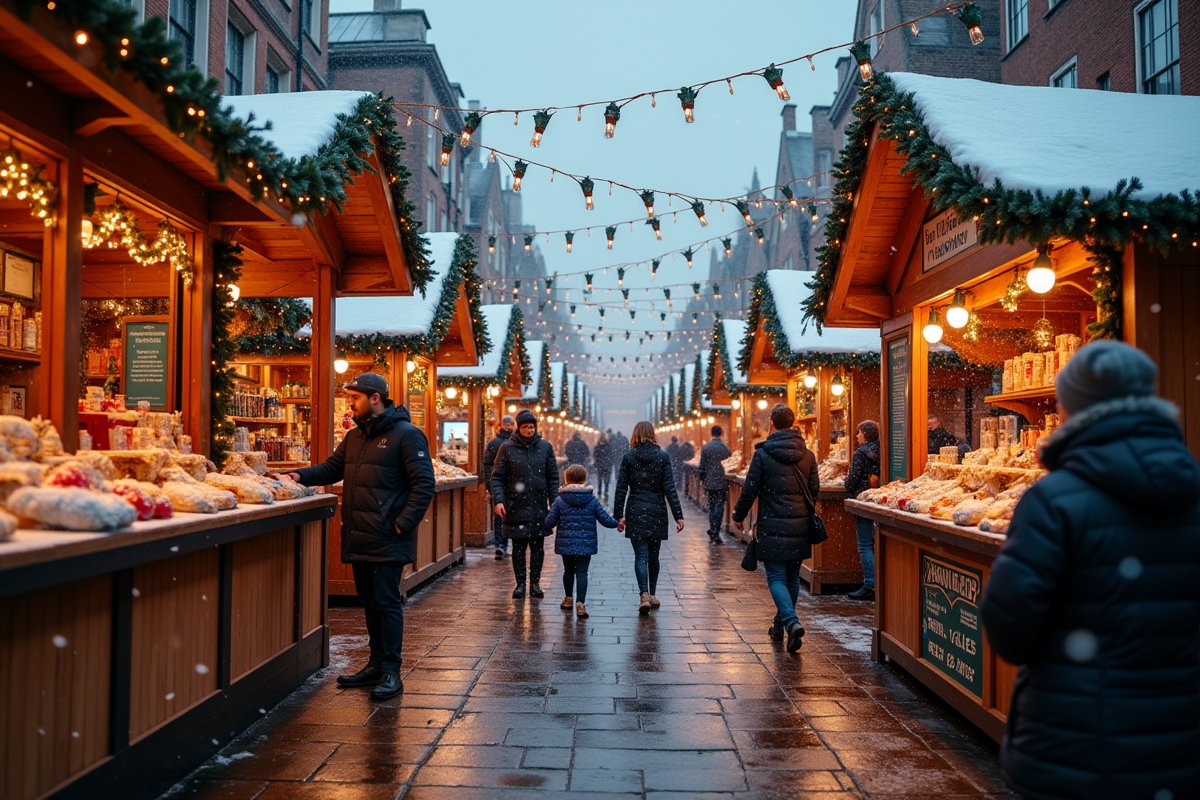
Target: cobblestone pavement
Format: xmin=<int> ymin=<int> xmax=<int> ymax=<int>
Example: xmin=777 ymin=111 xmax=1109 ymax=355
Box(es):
xmin=163 ymin=498 xmax=1015 ymax=799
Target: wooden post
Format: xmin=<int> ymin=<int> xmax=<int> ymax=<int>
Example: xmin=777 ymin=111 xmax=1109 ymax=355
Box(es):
xmin=311 ymin=263 xmax=336 ymax=466
xmin=43 ymin=153 xmax=83 ymax=447
xmin=911 ymin=313 xmax=930 ymax=479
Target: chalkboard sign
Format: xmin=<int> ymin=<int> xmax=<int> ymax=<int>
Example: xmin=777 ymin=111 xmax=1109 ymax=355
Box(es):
xmin=123 ymin=317 xmax=170 ymax=410
xmin=887 ymin=338 xmax=909 ymax=481
xmin=921 ymin=552 xmax=984 ymax=698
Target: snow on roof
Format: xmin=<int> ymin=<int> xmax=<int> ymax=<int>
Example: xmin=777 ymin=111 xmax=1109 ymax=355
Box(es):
xmin=222 ymin=91 xmax=376 ymax=161
xmin=550 ymin=361 xmax=565 ymax=407
xmin=332 ymin=233 xmax=458 ymax=336
xmin=682 ymin=362 xmax=695 ymax=409
xmin=889 ymin=73 xmax=1200 ymax=200
xmin=438 ymin=304 xmax=511 ymax=379
xmin=699 ymin=352 xmax=730 ymax=410
xmin=721 ymin=319 xmax=750 ymax=386
xmin=516 ymin=340 xmax=545 ymax=399
xmin=764 ymin=270 xmax=879 ymax=355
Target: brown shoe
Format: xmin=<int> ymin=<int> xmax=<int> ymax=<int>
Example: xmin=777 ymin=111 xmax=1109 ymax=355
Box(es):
xmin=648 ymin=595 xmax=661 ymax=609
xmin=638 ymin=593 xmax=651 ymax=615
xmin=561 ymin=596 xmax=573 ymax=609
xmin=576 ymin=602 xmax=589 ymax=618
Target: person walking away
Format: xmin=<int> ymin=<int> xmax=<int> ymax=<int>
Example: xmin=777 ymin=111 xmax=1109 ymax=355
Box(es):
xmin=592 ymin=433 xmax=613 ymax=500
xmin=698 ymin=425 xmax=732 ymax=543
xmin=281 ymin=373 xmax=434 ymax=701
xmin=844 ymin=420 xmax=881 ymax=601
xmin=613 ymin=430 xmax=629 ymax=469
xmin=665 ymin=436 xmax=683 ymax=491
xmin=482 ymin=414 xmax=515 ymax=560
xmin=980 ymin=341 xmax=1200 ymax=800
xmin=565 ymin=431 xmax=590 ymax=469
xmin=491 ymin=409 xmax=559 ymax=600
xmin=544 ymin=464 xmax=619 ymax=618
xmin=926 ymin=412 xmax=959 ymax=455
xmin=613 ymin=421 xmax=685 ymax=614
xmin=732 ymin=404 xmax=819 ymax=654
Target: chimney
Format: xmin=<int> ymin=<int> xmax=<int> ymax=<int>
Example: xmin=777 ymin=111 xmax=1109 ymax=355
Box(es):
xmin=374 ymin=0 xmax=401 ymax=10
xmin=781 ymin=104 xmax=796 ymax=132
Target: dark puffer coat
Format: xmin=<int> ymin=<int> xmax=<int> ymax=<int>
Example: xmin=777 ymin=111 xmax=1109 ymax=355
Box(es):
xmin=481 ymin=428 xmax=511 ymax=490
xmin=613 ymin=442 xmax=683 ymax=541
xmin=980 ymin=396 xmax=1200 ymax=800
xmin=491 ymin=430 xmax=560 ymax=540
xmin=564 ymin=435 xmax=590 ymax=467
xmin=732 ymin=428 xmax=820 ymax=562
xmin=544 ymin=484 xmax=619 ymax=556
xmin=592 ymin=439 xmax=612 ymax=474
xmin=698 ymin=438 xmax=732 ymax=491
xmin=843 ymin=440 xmax=880 ymax=498
xmin=295 ymin=401 xmax=435 ymax=564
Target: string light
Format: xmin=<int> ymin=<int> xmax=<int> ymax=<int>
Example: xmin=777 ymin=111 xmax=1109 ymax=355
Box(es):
xmin=0 ymin=148 xmax=57 ymax=226
xmin=530 ymin=109 xmax=552 ymax=147
xmin=755 ymin=227 xmax=765 ymax=244
xmin=762 ymin=64 xmax=790 ymax=101
xmin=524 ymin=235 xmax=533 ymax=252
xmin=850 ymin=41 xmax=873 ymax=81
xmin=459 ymin=111 xmax=481 ymax=147
xmin=736 ymin=200 xmax=753 ymax=225
xmin=512 ymin=160 xmax=527 ymax=191
xmin=580 ymin=176 xmax=595 ymax=210
xmin=606 ymin=226 xmax=617 ymax=250
xmin=683 ymin=247 xmax=695 ymax=268
xmin=647 ymin=218 xmax=662 ymax=240
xmin=603 ymin=103 xmax=621 ymax=138
xmin=488 ymin=235 xmax=496 ymax=255
xmin=957 ymin=3 xmax=985 ymax=45
xmin=691 ymin=201 xmax=708 ymax=227
xmin=722 ymin=238 xmax=732 ymax=257
xmin=565 ymin=232 xmax=574 ymax=253
xmin=677 ymin=86 xmax=698 ymax=123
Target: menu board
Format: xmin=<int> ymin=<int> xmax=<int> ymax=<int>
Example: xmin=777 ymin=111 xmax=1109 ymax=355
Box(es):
xmin=921 ymin=552 xmax=984 ymax=698
xmin=887 ymin=338 xmax=909 ymax=481
xmin=123 ymin=317 xmax=170 ymax=410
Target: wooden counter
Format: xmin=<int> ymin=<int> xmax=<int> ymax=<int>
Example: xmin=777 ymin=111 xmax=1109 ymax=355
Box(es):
xmin=846 ymin=499 xmax=1015 ymax=743
xmin=0 ymin=495 xmax=337 ymax=800
xmin=327 ymin=477 xmax=475 ymax=597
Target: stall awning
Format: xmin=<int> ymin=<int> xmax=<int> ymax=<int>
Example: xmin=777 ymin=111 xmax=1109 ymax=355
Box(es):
xmin=438 ymin=303 xmax=528 ymax=390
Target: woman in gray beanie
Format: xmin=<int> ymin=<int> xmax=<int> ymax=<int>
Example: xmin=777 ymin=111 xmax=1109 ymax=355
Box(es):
xmin=981 ymin=340 xmax=1200 ymax=800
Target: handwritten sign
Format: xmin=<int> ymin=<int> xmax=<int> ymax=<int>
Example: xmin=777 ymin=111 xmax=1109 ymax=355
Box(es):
xmin=922 ymin=552 xmax=984 ymax=698
xmin=123 ymin=319 xmax=170 ymax=409
xmin=887 ymin=338 xmax=909 ymax=481
xmin=922 ymin=210 xmax=978 ymax=273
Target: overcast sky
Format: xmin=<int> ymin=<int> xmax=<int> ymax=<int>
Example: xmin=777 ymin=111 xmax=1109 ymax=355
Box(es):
xmin=331 ymin=0 xmax=858 ymax=422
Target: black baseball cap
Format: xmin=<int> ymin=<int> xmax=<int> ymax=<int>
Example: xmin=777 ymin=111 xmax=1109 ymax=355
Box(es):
xmin=344 ymin=372 xmax=389 ymax=399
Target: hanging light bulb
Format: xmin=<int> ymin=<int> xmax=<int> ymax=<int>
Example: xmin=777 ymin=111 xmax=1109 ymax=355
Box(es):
xmin=713 ymin=284 xmax=721 ymax=299
xmin=802 ymin=372 xmax=818 ymax=389
xmin=722 ymin=238 xmax=733 ymax=257
xmin=530 ymin=109 xmax=552 ymax=147
xmin=693 ymin=283 xmax=701 ymax=300
xmin=334 ymin=357 xmax=350 ymax=374
xmin=603 ymin=103 xmax=621 ymax=138
xmin=946 ymin=289 xmax=970 ymax=328
xmin=487 ymin=235 xmax=496 ymax=255
xmin=640 ymin=190 xmax=655 ymax=219
xmin=584 ymin=272 xmax=593 ymax=292
xmin=780 ymin=185 xmax=799 ymax=207
xmin=757 ymin=398 xmax=769 ymax=410
xmin=565 ymin=232 xmax=574 ymax=253
xmin=808 ymin=203 xmax=820 ymax=223
xmin=81 ymin=218 xmax=93 ymax=240
xmin=459 ymin=111 xmax=482 ymax=147
xmin=831 ymin=373 xmax=846 ymax=397
xmin=677 ymin=86 xmax=698 ymax=123
xmin=524 ymin=235 xmax=533 ymax=252
xmin=508 ymin=404 xmax=518 ymax=413
xmin=605 ymin=226 xmax=616 ymax=250
xmin=957 ymin=3 xmax=985 ymax=45
xmin=651 ymin=259 xmax=660 ymax=279
xmin=406 ymin=360 xmax=416 ymax=373
xmin=691 ymin=200 xmax=708 ymax=227
xmin=510 ymin=160 xmax=529 ymax=192
xmin=228 ymin=283 xmax=241 ymax=302
xmin=850 ymin=41 xmax=874 ymax=81
xmin=439 ymin=134 xmax=455 ymax=166
xmin=736 ymin=200 xmax=753 ymax=225
xmin=762 ymin=64 xmax=790 ymax=101
xmin=683 ymin=248 xmax=695 ymax=268
xmin=444 ymin=386 xmax=458 ymax=400
xmin=755 ymin=228 xmax=765 ymax=245
xmin=731 ymin=398 xmax=741 ymax=410
xmin=647 ymin=218 xmax=662 ymax=239
xmin=579 ymin=177 xmax=595 ymax=210
xmin=923 ymin=308 xmax=944 ymax=343
xmin=1027 ymin=245 xmax=1057 ymax=294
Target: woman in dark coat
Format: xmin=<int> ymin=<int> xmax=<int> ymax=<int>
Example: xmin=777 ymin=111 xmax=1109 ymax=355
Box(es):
xmin=613 ymin=421 xmax=684 ymax=614
xmin=981 ymin=342 xmax=1200 ymax=800
xmin=844 ymin=420 xmax=881 ymax=601
xmin=491 ymin=409 xmax=560 ymax=600
xmin=592 ymin=433 xmax=613 ymax=500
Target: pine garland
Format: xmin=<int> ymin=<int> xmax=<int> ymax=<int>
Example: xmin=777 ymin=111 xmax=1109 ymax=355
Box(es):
xmin=803 ymin=73 xmax=1200 ymax=337
xmin=440 ymin=305 xmax=529 ymax=389
xmin=690 ymin=354 xmax=702 ymax=414
xmin=538 ymin=343 xmax=553 ymax=406
xmin=705 ymin=318 xmax=781 ymax=398
xmin=211 ymin=241 xmax=243 ymax=468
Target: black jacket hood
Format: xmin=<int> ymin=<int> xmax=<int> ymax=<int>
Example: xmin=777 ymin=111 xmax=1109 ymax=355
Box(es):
xmin=757 ymin=428 xmax=809 ymax=465
xmin=1041 ymin=396 xmax=1200 ymax=515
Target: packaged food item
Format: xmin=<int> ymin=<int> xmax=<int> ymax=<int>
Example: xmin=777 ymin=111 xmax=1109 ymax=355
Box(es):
xmin=23 ymin=318 xmax=37 ymax=352
xmin=1032 ymin=355 xmax=1044 ymax=387
xmin=9 ymin=302 xmax=23 ymax=349
xmin=0 ymin=302 xmax=10 ymax=348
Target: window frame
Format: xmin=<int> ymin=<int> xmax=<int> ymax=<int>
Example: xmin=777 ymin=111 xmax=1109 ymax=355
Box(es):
xmin=1050 ymin=56 xmax=1078 ymax=88
xmin=869 ymin=2 xmax=884 ymax=57
xmin=1134 ymin=0 xmax=1180 ymax=95
xmin=168 ymin=0 xmax=197 ymax=67
xmin=1006 ymin=0 xmax=1029 ymax=53
xmin=225 ymin=22 xmax=245 ymax=95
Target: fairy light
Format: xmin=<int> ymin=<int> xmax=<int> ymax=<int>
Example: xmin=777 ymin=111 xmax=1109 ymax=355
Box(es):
xmin=606 ymin=226 xmax=617 ymax=250
xmin=580 ymin=176 xmax=595 ymax=210
xmin=530 ymin=109 xmax=552 ymax=147
xmin=641 ymin=190 xmax=655 ymax=219
xmin=677 ymin=86 xmax=698 ymax=123
xmin=736 ymin=200 xmax=753 ymax=225
xmin=603 ymin=103 xmax=620 ymax=138
xmin=762 ymin=64 xmax=790 ymax=101
xmin=512 ymin=160 xmax=527 ymax=191
xmin=565 ymin=232 xmax=574 ymax=253
xmin=691 ymin=200 xmax=708 ymax=227
xmin=487 ymin=235 xmax=496 ymax=255
xmin=459 ymin=111 xmax=481 ymax=147
xmin=957 ymin=3 xmax=985 ymax=45
xmin=850 ymin=41 xmax=873 ymax=81
xmin=683 ymin=247 xmax=695 ymax=268
xmin=647 ymin=218 xmax=662 ymax=240
xmin=439 ymin=134 xmax=454 ymax=166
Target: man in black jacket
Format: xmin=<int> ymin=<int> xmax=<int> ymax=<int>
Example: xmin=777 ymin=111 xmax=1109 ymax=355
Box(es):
xmin=564 ymin=431 xmax=590 ymax=468
xmin=492 ymin=409 xmax=559 ymax=600
xmin=926 ymin=412 xmax=959 ymax=455
xmin=732 ymin=405 xmax=820 ymax=654
xmin=283 ymin=373 xmax=435 ymax=701
xmin=482 ymin=415 xmax=515 ymax=560
xmin=697 ymin=426 xmax=732 ymax=543
xmin=665 ymin=437 xmax=683 ymax=491
xmin=980 ymin=342 xmax=1200 ymax=800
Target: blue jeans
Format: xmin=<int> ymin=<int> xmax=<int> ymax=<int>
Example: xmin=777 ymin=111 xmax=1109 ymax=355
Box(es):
xmin=351 ymin=561 xmax=405 ymax=672
xmin=630 ymin=538 xmax=662 ymax=594
xmin=855 ymin=516 xmax=875 ymax=588
xmin=763 ymin=559 xmax=801 ymax=629
xmin=707 ymin=487 xmax=727 ymax=535
xmin=561 ymin=554 xmax=592 ymax=603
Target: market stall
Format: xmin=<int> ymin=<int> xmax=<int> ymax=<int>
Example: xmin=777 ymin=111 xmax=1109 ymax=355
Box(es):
xmin=805 ymin=72 xmax=1200 ymax=740
xmin=504 ymin=339 xmax=553 ymax=417
xmin=437 ymin=303 xmax=530 ymax=546
xmin=681 ymin=351 xmax=732 ymax=506
xmin=740 ymin=269 xmax=881 ymax=592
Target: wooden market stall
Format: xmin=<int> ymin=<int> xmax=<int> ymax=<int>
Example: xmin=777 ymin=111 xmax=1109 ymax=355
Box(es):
xmin=437 ymin=303 xmax=530 ymax=547
xmin=505 ymin=339 xmax=554 ymax=418
xmin=740 ymin=269 xmax=881 ymax=593
xmin=807 ymin=72 xmax=1200 ymax=741
xmin=322 ymin=232 xmax=486 ymax=596
xmin=681 ymin=351 xmax=733 ymax=506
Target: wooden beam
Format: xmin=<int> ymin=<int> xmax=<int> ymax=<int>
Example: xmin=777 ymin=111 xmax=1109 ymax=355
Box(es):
xmin=72 ymin=99 xmax=136 ymax=137
xmin=827 ymin=129 xmax=894 ymax=322
xmin=311 ymin=264 xmax=336 ymax=467
xmin=43 ymin=153 xmax=83 ymax=447
xmin=181 ymin=234 xmax=213 ymax=457
xmin=300 ymin=209 xmax=344 ymax=269
xmin=363 ymin=151 xmax=412 ymax=294
xmin=844 ymin=286 xmax=892 ymax=320
xmin=886 ymin=184 xmax=928 ymax=296
xmin=209 ymin=193 xmax=275 ymax=226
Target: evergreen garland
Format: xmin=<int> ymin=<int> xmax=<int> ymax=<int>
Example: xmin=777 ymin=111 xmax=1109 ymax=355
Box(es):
xmin=803 ymin=73 xmax=1200 ymax=338
xmin=232 ymin=298 xmax=313 ymax=355
xmin=439 ymin=305 xmax=528 ymax=389
xmin=558 ymin=363 xmax=569 ymax=411
xmin=538 ymin=344 xmax=553 ymax=406
xmin=211 ymin=241 xmax=243 ymax=468
xmin=705 ymin=318 xmax=781 ymax=398
xmin=691 ymin=354 xmax=703 ymax=414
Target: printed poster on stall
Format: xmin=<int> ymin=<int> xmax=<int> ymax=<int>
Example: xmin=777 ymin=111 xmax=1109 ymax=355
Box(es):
xmin=921 ymin=552 xmax=984 ymax=698
xmin=122 ymin=317 xmax=170 ymax=410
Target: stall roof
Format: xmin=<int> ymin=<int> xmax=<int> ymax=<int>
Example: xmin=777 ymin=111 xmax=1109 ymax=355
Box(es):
xmin=439 ymin=304 xmax=527 ymax=388
xmin=700 ymin=352 xmax=731 ymax=411
xmin=516 ymin=340 xmax=546 ymax=402
xmin=550 ymin=361 xmax=566 ymax=410
xmin=722 ymin=320 xmax=751 ymax=387
xmin=332 ymin=234 xmax=456 ymax=336
xmin=223 ymin=92 xmax=372 ymax=161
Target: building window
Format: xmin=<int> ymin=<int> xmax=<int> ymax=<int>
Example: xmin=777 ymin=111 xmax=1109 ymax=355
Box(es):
xmin=225 ymin=23 xmax=245 ymax=95
xmin=817 ymin=150 xmax=833 ymax=188
xmin=1137 ymin=0 xmax=1179 ymax=95
xmin=869 ymin=3 xmax=884 ymax=56
xmin=784 ymin=256 xmax=794 ymax=271
xmin=426 ymin=111 xmax=437 ymax=171
xmin=426 ymin=192 xmax=437 ymax=232
xmin=266 ymin=67 xmax=280 ymax=94
xmin=1096 ymin=72 xmax=1111 ymax=91
xmin=1051 ymin=58 xmax=1077 ymax=88
xmin=1007 ymin=0 xmax=1028 ymax=51
xmin=168 ymin=0 xmax=197 ymax=66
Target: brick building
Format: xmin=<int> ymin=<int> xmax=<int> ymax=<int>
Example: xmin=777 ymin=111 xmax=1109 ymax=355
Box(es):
xmin=999 ymin=0 xmax=1194 ymax=94
xmin=763 ymin=104 xmax=816 ymax=273
xmin=133 ymin=0 xmax=328 ymax=96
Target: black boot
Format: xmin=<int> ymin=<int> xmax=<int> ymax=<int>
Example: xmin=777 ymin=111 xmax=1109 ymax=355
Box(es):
xmin=530 ymin=582 xmax=545 ymax=599
xmin=512 ymin=583 xmax=526 ymax=599
xmin=786 ymin=622 xmax=806 ymax=654
xmin=369 ymin=671 xmax=403 ymax=701
xmin=336 ymin=664 xmax=383 ymax=687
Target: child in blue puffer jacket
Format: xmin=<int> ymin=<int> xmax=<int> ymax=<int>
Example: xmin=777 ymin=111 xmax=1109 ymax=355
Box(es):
xmin=544 ymin=464 xmax=619 ymax=618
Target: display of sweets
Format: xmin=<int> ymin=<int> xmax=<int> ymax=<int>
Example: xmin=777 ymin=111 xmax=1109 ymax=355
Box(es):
xmin=1002 ymin=334 xmax=1082 ymax=394
xmin=255 ymin=435 xmax=309 ymax=463
xmin=0 ymin=303 xmax=9 ymax=348
xmin=10 ymin=301 xmax=23 ymax=348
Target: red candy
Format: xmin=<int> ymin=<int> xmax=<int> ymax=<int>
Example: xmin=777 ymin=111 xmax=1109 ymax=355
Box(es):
xmin=152 ymin=496 xmax=174 ymax=519
xmin=113 ymin=484 xmax=155 ymax=521
xmin=45 ymin=465 xmax=90 ymax=490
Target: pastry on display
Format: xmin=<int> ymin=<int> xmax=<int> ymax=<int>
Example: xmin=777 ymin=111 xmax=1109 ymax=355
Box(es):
xmin=103 ymin=449 xmax=170 ymax=483
xmin=0 ymin=510 xmax=15 ymax=542
xmin=817 ymin=458 xmax=849 ymax=485
xmin=7 ymin=486 xmax=139 ymax=531
xmin=205 ymin=473 xmax=276 ymax=505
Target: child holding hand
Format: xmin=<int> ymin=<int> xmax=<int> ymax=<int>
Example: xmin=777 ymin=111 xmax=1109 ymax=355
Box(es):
xmin=544 ymin=464 xmax=619 ymax=618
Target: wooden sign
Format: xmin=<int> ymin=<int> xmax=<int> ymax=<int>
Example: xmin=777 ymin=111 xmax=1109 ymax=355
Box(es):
xmin=922 ymin=209 xmax=978 ymax=273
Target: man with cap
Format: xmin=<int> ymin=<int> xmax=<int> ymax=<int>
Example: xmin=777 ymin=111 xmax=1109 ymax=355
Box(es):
xmin=482 ymin=415 xmax=516 ymax=560
xmin=491 ymin=409 xmax=559 ymax=599
xmin=281 ymin=372 xmax=435 ymax=701
xmin=981 ymin=341 xmax=1200 ymax=800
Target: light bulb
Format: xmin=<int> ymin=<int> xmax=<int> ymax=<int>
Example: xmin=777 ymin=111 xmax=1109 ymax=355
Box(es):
xmin=802 ymin=373 xmax=818 ymax=389
xmin=508 ymin=404 xmax=517 ymax=413
xmin=406 ymin=360 xmax=416 ymax=373
xmin=81 ymin=218 xmax=93 ymax=240
xmin=334 ymin=358 xmax=349 ymax=374
xmin=831 ymin=375 xmax=845 ymax=397
xmin=444 ymin=386 xmax=457 ymax=399
xmin=1027 ymin=249 xmax=1056 ymax=294
xmin=731 ymin=399 xmax=741 ymax=410
xmin=946 ymin=289 xmax=969 ymax=328
xmin=228 ymin=283 xmax=241 ymax=302
xmin=923 ymin=309 xmax=944 ymax=344
xmin=707 ymin=416 xmax=715 ymax=424
xmin=757 ymin=399 xmax=769 ymax=410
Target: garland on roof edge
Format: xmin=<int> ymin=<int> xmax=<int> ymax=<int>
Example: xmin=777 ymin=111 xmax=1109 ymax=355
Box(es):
xmin=802 ymin=73 xmax=1200 ymax=340
xmin=690 ymin=354 xmax=703 ymax=415
xmin=538 ymin=344 xmax=553 ymax=406
xmin=703 ymin=319 xmax=779 ymax=398
xmin=439 ymin=305 xmax=529 ymax=389
xmin=211 ymin=241 xmax=243 ymax=468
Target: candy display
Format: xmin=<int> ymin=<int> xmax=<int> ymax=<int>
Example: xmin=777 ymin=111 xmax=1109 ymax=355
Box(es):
xmin=817 ymin=458 xmax=849 ymax=486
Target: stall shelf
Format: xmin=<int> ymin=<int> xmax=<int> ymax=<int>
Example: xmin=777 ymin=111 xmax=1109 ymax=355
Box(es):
xmin=807 ymin=72 xmax=1200 ymax=739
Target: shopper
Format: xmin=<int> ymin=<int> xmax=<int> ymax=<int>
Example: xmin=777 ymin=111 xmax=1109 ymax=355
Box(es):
xmin=613 ymin=421 xmax=685 ymax=614
xmin=698 ymin=425 xmax=732 ymax=543
xmin=680 ymin=438 xmax=695 ymax=465
xmin=544 ymin=464 xmax=619 ymax=619
xmin=926 ymin=412 xmax=959 ymax=455
xmin=981 ymin=341 xmax=1200 ymax=800
xmin=491 ymin=409 xmax=559 ymax=600
xmin=732 ymin=404 xmax=819 ymax=654
xmin=665 ymin=436 xmax=684 ymax=491
xmin=564 ymin=431 xmax=590 ymax=469
xmin=592 ymin=433 xmax=613 ymax=500
xmin=482 ymin=414 xmax=515 ymax=560
xmin=845 ymin=420 xmax=881 ymax=601
xmin=282 ymin=373 xmax=434 ymax=701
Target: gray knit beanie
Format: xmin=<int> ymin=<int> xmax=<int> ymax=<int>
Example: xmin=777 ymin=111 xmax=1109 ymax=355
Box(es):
xmin=1055 ymin=340 xmax=1157 ymax=414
